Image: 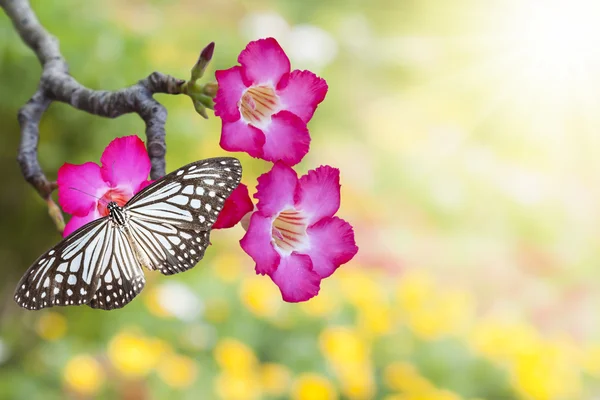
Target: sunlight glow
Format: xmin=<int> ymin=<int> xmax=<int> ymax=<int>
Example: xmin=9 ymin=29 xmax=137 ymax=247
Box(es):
xmin=497 ymin=0 xmax=600 ymax=97
xmin=509 ymin=0 xmax=600 ymax=88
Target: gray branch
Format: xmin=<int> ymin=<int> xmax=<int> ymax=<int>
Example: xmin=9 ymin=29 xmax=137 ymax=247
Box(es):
xmin=1 ymin=0 xmax=185 ymax=199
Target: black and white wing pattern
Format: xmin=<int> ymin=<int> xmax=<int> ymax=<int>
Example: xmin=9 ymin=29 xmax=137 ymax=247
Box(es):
xmin=14 ymin=218 xmax=144 ymax=310
xmin=15 ymin=157 xmax=242 ymax=311
xmin=124 ymin=157 xmax=242 ymax=275
xmin=86 ymin=224 xmax=146 ymax=310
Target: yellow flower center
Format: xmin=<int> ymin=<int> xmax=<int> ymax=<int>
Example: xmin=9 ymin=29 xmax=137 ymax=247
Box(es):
xmin=239 ymin=85 xmax=280 ymax=128
xmin=272 ymin=209 xmax=308 ymax=254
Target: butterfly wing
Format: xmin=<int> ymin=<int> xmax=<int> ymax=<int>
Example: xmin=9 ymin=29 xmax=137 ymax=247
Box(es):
xmin=14 ymin=217 xmax=146 ymax=311
xmin=124 ymin=157 xmax=242 ymax=275
xmin=86 ymin=224 xmax=146 ymax=310
xmin=15 ymin=157 xmax=241 ymax=310
xmin=15 ymin=217 xmax=110 ymax=310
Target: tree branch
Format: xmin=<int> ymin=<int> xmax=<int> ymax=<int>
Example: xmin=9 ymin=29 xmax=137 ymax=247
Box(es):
xmin=1 ymin=0 xmax=186 ymax=200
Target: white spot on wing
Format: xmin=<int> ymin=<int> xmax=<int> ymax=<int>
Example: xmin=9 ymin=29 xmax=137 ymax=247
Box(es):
xmin=168 ymin=195 xmax=189 ymax=205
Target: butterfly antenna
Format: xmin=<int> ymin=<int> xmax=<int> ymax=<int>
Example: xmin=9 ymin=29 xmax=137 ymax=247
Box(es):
xmin=69 ymin=187 xmax=108 ymax=205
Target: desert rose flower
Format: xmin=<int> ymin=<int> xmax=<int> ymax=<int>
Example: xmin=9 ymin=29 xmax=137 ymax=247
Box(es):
xmin=240 ymin=162 xmax=358 ymax=302
xmin=57 ymin=135 xmax=154 ymax=237
xmin=58 ymin=135 xmax=248 ymax=237
xmin=214 ymin=37 xmax=328 ymax=166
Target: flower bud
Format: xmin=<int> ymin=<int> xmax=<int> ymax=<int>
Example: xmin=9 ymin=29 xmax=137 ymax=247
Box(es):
xmin=190 ymin=42 xmax=215 ymax=83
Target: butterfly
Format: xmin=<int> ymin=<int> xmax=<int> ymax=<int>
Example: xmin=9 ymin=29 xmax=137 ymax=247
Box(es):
xmin=14 ymin=157 xmax=242 ymax=311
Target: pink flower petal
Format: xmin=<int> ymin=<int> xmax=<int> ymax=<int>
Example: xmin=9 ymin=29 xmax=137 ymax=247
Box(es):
xmin=240 ymin=213 xmax=280 ymax=275
xmin=261 ymin=111 xmax=310 ymax=166
xmin=305 ymin=217 xmax=358 ymax=278
xmin=255 ymin=162 xmax=298 ymax=217
xmin=137 ymin=179 xmax=154 ymax=193
xmin=238 ymin=38 xmax=291 ymax=86
xmin=57 ymin=162 xmax=107 ymax=216
xmin=100 ymin=136 xmax=151 ymax=191
xmin=220 ymin=120 xmax=266 ymax=158
xmin=295 ymin=165 xmax=340 ymax=225
xmin=277 ymin=70 xmax=328 ymax=123
xmin=214 ymin=66 xmax=246 ymax=122
xmin=63 ymin=208 xmax=103 ymax=238
xmin=213 ymin=183 xmax=254 ymax=229
xmin=270 ymin=253 xmax=321 ymax=302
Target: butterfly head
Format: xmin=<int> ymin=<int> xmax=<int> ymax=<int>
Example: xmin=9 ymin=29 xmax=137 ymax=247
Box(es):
xmin=107 ymin=201 xmax=126 ymax=225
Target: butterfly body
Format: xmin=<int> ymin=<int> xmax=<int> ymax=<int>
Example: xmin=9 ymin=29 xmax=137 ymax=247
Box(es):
xmin=107 ymin=201 xmax=127 ymax=226
xmin=15 ymin=157 xmax=242 ymax=311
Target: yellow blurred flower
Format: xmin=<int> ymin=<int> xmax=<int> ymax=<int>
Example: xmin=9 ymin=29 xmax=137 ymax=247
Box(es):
xmin=582 ymin=343 xmax=600 ymax=377
xmin=260 ymin=363 xmax=292 ymax=396
xmin=320 ymin=326 xmax=369 ymax=365
xmin=204 ymin=298 xmax=230 ymax=323
xmin=156 ymin=353 xmax=198 ymax=389
xmin=357 ymin=302 xmax=393 ymax=337
xmin=383 ymin=362 xmax=434 ymax=395
xmin=396 ymin=270 xmax=433 ymax=312
xmin=63 ymin=354 xmax=104 ymax=396
xmin=36 ymin=312 xmax=67 ymax=341
xmin=215 ymin=371 xmax=261 ymax=400
xmin=336 ymin=364 xmax=375 ymax=400
xmin=470 ymin=319 xmax=540 ymax=363
xmin=108 ymin=331 xmax=168 ymax=378
xmin=214 ymin=338 xmax=259 ymax=374
xmin=212 ymin=253 xmax=244 ymax=283
xmin=408 ymin=308 xmax=451 ymax=340
xmin=240 ymin=275 xmax=281 ymax=318
xmin=396 ymin=271 xmax=473 ymax=340
xmin=512 ymin=339 xmax=581 ymax=400
xmin=292 ymin=373 xmax=338 ymax=400
xmin=320 ymin=327 xmax=375 ymax=399
xmin=338 ymin=269 xmax=386 ymax=309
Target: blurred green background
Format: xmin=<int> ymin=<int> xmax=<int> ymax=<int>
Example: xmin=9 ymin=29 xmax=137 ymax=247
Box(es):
xmin=2 ymin=0 xmax=600 ymax=399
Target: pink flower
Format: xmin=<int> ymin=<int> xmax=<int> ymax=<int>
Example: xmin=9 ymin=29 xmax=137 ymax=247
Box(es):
xmin=240 ymin=162 xmax=358 ymax=302
xmin=213 ymin=183 xmax=254 ymax=229
xmin=57 ymin=135 xmax=153 ymax=237
xmin=214 ymin=37 xmax=328 ymax=166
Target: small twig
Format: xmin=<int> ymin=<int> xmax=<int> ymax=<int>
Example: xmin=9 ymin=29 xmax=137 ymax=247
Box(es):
xmin=1 ymin=0 xmax=186 ymax=200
